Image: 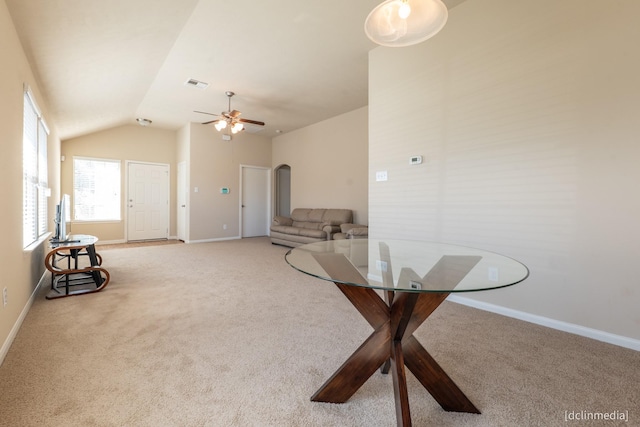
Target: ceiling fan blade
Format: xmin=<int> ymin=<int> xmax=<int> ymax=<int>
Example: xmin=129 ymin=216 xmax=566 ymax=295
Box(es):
xmin=228 ymin=110 xmax=241 ymax=118
xmin=239 ymin=118 xmax=265 ymax=126
xmin=194 ymin=110 xmax=219 ymax=117
xmin=202 ymin=119 xmax=221 ymax=125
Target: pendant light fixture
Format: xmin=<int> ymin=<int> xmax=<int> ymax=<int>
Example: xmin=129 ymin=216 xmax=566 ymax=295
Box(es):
xmin=364 ymin=0 xmax=448 ymax=47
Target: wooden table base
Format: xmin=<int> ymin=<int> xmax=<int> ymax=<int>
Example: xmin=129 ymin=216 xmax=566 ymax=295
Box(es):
xmin=311 ymin=253 xmax=481 ymax=427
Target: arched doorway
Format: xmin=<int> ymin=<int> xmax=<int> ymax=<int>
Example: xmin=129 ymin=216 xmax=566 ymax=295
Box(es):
xmin=275 ymin=164 xmax=291 ymax=217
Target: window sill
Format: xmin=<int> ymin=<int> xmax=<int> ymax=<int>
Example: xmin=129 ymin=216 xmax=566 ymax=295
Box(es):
xmin=23 ymin=232 xmax=53 ymax=253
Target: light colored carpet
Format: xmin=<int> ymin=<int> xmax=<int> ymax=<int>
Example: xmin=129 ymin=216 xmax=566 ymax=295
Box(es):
xmin=0 ymin=237 xmax=637 ymax=426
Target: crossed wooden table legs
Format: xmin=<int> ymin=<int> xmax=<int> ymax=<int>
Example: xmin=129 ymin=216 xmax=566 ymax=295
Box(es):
xmin=312 ymin=253 xmax=480 ymax=427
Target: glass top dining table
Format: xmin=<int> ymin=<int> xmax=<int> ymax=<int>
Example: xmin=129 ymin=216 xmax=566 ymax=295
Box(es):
xmin=285 ymin=238 xmax=529 ymax=427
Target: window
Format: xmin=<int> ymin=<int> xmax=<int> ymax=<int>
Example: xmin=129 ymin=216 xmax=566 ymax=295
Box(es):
xmin=73 ymin=158 xmax=121 ymax=221
xmin=23 ymin=87 xmax=49 ymax=248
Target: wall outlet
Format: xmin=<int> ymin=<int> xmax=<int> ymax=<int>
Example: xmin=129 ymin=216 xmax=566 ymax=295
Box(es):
xmin=375 ymin=260 xmax=388 ymax=272
xmin=223 ymin=224 xmax=228 ymax=230
xmin=375 ymin=171 xmax=388 ymax=182
xmin=2 ymin=287 xmax=7 ymax=307
xmin=488 ymin=267 xmax=499 ymax=282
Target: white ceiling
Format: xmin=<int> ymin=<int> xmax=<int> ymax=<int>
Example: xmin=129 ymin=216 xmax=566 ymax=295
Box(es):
xmin=6 ymin=0 xmax=466 ymax=140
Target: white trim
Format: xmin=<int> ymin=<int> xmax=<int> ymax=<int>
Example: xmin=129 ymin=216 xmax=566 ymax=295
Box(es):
xmin=94 ymin=239 xmax=127 ymax=246
xmin=187 ymin=236 xmax=241 ymax=244
xmin=23 ymin=84 xmax=49 ymax=134
xmin=23 ymin=232 xmax=53 ymax=253
xmin=447 ymin=295 xmax=640 ymax=352
xmin=176 ymin=161 xmax=188 ymax=242
xmin=0 ymin=272 xmax=47 ymax=367
xmin=94 ymin=237 xmax=179 ymax=246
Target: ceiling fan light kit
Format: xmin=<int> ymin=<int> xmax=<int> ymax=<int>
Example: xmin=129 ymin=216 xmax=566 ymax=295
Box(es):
xmin=196 ymin=91 xmax=265 ymax=139
xmin=365 ymin=0 xmax=448 ymax=47
xmin=232 ymin=122 xmax=244 ymax=133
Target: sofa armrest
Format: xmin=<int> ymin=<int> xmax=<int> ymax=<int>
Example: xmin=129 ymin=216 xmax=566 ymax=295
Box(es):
xmin=272 ymin=215 xmax=293 ymax=226
xmin=347 ymin=227 xmax=368 ymax=238
xmin=322 ymin=224 xmax=341 ymax=240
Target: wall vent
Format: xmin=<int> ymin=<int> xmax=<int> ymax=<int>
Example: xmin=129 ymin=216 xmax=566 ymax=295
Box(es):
xmin=184 ymin=78 xmax=209 ymax=89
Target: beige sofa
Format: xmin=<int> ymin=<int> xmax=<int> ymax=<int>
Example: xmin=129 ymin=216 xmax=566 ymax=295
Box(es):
xmin=270 ymin=208 xmax=353 ymax=247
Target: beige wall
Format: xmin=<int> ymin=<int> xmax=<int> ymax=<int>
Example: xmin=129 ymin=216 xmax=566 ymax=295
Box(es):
xmin=272 ymin=107 xmax=369 ymax=225
xmin=61 ymin=125 xmax=178 ymax=242
xmin=0 ymin=1 xmax=61 ymax=361
xmin=187 ymin=123 xmax=272 ymax=242
xmin=369 ymin=0 xmax=640 ymax=341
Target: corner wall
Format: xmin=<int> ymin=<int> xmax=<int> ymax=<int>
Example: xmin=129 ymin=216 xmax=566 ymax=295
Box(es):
xmin=369 ymin=0 xmax=640 ymax=344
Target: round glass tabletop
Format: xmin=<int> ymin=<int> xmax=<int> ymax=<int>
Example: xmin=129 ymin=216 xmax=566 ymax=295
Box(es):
xmin=50 ymin=234 xmax=99 ymax=249
xmin=285 ymin=239 xmax=529 ymax=293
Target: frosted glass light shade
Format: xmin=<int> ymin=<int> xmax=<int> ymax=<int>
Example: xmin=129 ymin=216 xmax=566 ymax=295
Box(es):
xmin=364 ymin=0 xmax=448 ymax=47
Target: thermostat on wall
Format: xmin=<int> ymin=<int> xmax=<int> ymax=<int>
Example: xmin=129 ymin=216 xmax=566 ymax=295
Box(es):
xmin=409 ymin=155 xmax=423 ymax=165
xmin=220 ymin=187 xmax=230 ymax=194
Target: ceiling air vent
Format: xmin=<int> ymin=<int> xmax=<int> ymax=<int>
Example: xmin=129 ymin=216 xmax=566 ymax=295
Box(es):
xmin=184 ymin=78 xmax=209 ymax=89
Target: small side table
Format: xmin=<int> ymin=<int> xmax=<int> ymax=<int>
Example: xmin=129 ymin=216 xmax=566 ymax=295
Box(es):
xmin=45 ymin=234 xmax=110 ymax=299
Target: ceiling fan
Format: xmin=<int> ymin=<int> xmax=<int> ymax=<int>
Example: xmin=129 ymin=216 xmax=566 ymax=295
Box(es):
xmin=195 ymin=91 xmax=265 ymax=135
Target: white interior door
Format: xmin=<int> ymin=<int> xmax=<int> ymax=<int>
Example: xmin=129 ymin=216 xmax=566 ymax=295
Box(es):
xmin=127 ymin=162 xmax=169 ymax=241
xmin=177 ymin=161 xmax=187 ymax=241
xmin=241 ymin=166 xmax=270 ymax=238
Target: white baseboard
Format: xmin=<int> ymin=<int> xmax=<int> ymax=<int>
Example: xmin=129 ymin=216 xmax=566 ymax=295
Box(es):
xmin=447 ymin=295 xmax=640 ymax=352
xmin=186 ymin=236 xmax=241 ymax=244
xmin=95 ymin=239 xmax=126 ymax=245
xmin=96 ymin=237 xmax=180 ymax=246
xmin=0 ymin=272 xmax=47 ymax=367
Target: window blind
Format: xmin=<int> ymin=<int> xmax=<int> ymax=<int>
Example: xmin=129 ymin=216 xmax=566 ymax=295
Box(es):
xmin=23 ymin=89 xmax=48 ymax=247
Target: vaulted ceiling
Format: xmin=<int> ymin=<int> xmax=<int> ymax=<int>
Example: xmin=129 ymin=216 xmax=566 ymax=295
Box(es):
xmin=6 ymin=0 xmax=465 ymax=140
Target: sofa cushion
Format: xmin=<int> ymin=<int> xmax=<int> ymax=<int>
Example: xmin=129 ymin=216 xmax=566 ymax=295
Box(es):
xmin=320 ymin=209 xmax=353 ymax=225
xmin=291 ymin=220 xmax=324 ymax=231
xmin=291 ymin=208 xmax=315 ymax=222
xmin=270 ymin=225 xmax=326 ymax=239
xmin=290 ymin=208 xmax=352 ymax=226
